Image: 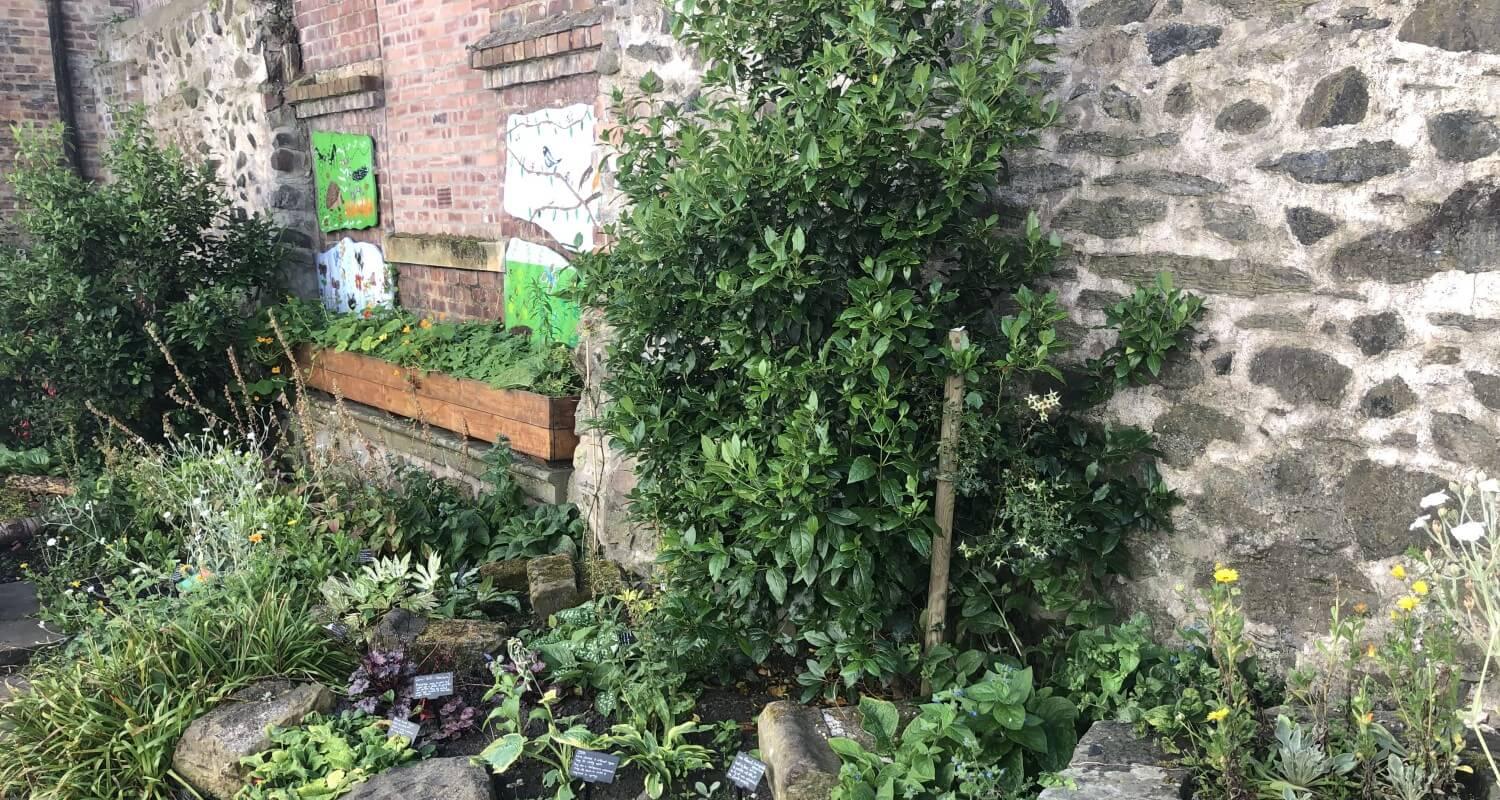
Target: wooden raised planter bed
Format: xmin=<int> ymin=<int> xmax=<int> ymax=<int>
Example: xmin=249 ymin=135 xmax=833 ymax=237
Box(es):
xmin=295 ymin=345 xmax=580 ymax=463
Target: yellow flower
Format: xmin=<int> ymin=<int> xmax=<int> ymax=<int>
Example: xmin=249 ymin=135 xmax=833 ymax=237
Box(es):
xmin=18 ymin=562 xmax=27 ymax=570
xmin=1352 ymin=601 xmax=1368 ymax=614
xmin=1412 ymin=580 xmax=1429 ymax=596
xmin=419 ymin=318 xmax=433 ymax=330
xmin=1213 ymin=566 xmax=1239 ymax=584
xmin=1206 ymin=707 xmax=1230 ymax=723
xmin=256 ymin=336 xmax=274 ymax=344
xmin=402 ymin=325 xmax=412 ymax=334
xmin=1391 ymin=564 xmax=1407 ymax=580
xmin=271 ymin=366 xmax=282 ymax=375
xmin=1365 ymin=643 xmax=1376 ymax=658
xmin=249 ymin=532 xmax=264 ymax=544
xmin=1397 ymin=595 xmax=1420 ymax=612
xmin=70 ymin=581 xmax=81 ymax=588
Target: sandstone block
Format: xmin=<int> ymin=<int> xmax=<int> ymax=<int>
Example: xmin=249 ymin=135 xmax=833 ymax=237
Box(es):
xmin=172 ymin=681 xmax=334 ymax=799
xmin=528 ymin=554 xmax=583 ymax=619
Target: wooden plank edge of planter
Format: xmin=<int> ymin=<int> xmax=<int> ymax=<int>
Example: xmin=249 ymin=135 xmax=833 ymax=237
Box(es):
xmin=294 ymin=345 xmax=579 ymax=463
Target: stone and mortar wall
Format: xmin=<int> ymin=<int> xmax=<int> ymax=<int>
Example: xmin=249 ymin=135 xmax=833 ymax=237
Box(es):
xmin=1010 ymin=0 xmax=1500 ymax=650
xmin=572 ymin=0 xmax=1500 ymax=653
xmin=568 ymin=0 xmax=700 ymax=575
xmin=87 ymin=0 xmax=319 ymax=288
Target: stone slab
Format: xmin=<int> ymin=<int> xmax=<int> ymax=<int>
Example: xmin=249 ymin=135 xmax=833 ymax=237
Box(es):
xmin=0 ymin=582 xmax=67 ymax=667
xmin=1037 ymin=721 xmax=1187 ymax=800
xmin=344 ymin=757 xmax=494 ymax=800
xmin=527 ymin=554 xmax=582 ymax=619
xmin=303 ymin=395 xmax=571 ymax=505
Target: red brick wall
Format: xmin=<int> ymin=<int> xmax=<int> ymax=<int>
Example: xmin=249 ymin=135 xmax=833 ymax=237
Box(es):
xmin=0 ymin=0 xmax=60 ymax=218
xmin=291 ymin=0 xmax=601 ymax=320
xmin=294 ymin=0 xmax=380 ymax=74
xmin=0 ymin=0 xmax=135 ymax=220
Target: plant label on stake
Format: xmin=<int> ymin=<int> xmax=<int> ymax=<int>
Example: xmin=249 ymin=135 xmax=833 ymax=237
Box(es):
xmin=388 ymin=718 xmax=421 ymax=744
xmin=726 ymin=753 xmax=767 ymax=793
xmin=569 ymin=749 xmax=620 ymax=784
xmin=322 ymin=621 xmax=350 ymax=640
xmin=411 ymin=672 xmax=455 ymax=700
xmin=357 ymin=549 xmax=375 ymax=564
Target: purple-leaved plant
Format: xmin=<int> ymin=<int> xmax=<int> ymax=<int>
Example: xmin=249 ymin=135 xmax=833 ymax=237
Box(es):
xmin=346 ymin=648 xmax=479 ymax=741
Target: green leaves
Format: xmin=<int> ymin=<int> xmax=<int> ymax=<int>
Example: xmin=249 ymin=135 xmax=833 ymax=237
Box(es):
xmin=833 ymin=662 xmax=1077 ymax=800
xmin=582 ymin=0 xmax=1097 ymax=703
xmin=859 ymin=696 xmax=901 ymax=748
xmin=480 ymin=733 xmax=527 ymax=773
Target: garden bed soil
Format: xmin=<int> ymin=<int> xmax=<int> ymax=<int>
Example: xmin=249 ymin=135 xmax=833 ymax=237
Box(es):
xmin=296 ymin=346 xmax=580 ymax=463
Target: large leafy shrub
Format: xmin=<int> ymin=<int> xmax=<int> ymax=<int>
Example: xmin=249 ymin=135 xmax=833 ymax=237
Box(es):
xmin=584 ymin=0 xmax=1202 ymax=696
xmin=0 ymin=114 xmax=284 ymax=452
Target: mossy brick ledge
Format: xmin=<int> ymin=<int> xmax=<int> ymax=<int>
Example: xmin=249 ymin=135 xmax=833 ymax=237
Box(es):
xmin=384 ymin=233 xmax=505 ymax=273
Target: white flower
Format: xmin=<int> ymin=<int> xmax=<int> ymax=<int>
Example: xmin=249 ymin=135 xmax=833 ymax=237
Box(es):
xmin=1480 ymin=479 xmax=1500 ymax=494
xmin=1453 ymin=522 xmax=1487 ymax=543
xmin=1420 ymin=491 xmax=1450 ymax=509
xmin=1410 ymin=515 xmax=1430 ymax=531
xmin=45 ymin=538 xmax=57 ymax=547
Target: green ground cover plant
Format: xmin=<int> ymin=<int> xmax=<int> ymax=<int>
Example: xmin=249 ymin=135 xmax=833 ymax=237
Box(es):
xmin=237 ymin=711 xmax=431 ymax=800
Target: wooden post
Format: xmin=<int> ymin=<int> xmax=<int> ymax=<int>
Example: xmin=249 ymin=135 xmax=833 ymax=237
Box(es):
xmin=923 ymin=328 xmax=968 ymax=686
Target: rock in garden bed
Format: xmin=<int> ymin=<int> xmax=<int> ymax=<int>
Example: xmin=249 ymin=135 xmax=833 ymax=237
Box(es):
xmin=478 ymin=558 xmax=531 ymax=592
xmin=1036 ymin=721 xmax=1187 ymax=800
xmin=527 ymin=554 xmax=583 ymax=619
xmin=172 ymin=680 xmax=334 ymax=799
xmin=367 ymin=609 xmax=508 ymax=677
xmin=344 ymin=756 xmax=494 ymax=800
xmin=757 ymin=701 xmax=857 ymax=800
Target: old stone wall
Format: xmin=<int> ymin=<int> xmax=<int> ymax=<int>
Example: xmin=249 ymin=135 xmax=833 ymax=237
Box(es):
xmin=87 ymin=0 xmax=319 ymax=287
xmin=571 ymin=0 xmax=1500 ymax=651
xmin=567 ymin=0 xmax=700 ymax=575
xmin=1013 ymin=0 xmax=1500 ymax=648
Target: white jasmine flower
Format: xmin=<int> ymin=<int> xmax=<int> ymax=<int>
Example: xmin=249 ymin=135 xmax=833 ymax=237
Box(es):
xmin=1420 ymin=491 xmax=1450 ymax=509
xmin=1409 ymin=515 xmax=1430 ymax=531
xmin=45 ymin=538 xmax=57 ymax=547
xmin=1480 ymin=479 xmax=1500 ymax=494
xmin=1453 ymin=521 xmax=1487 ymax=543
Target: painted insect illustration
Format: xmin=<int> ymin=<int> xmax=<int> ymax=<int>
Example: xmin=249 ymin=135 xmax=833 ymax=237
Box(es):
xmin=312 ymin=132 xmax=379 ymax=232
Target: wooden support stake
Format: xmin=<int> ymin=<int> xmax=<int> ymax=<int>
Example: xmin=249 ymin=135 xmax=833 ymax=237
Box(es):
xmin=923 ymin=328 xmax=968 ymax=688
